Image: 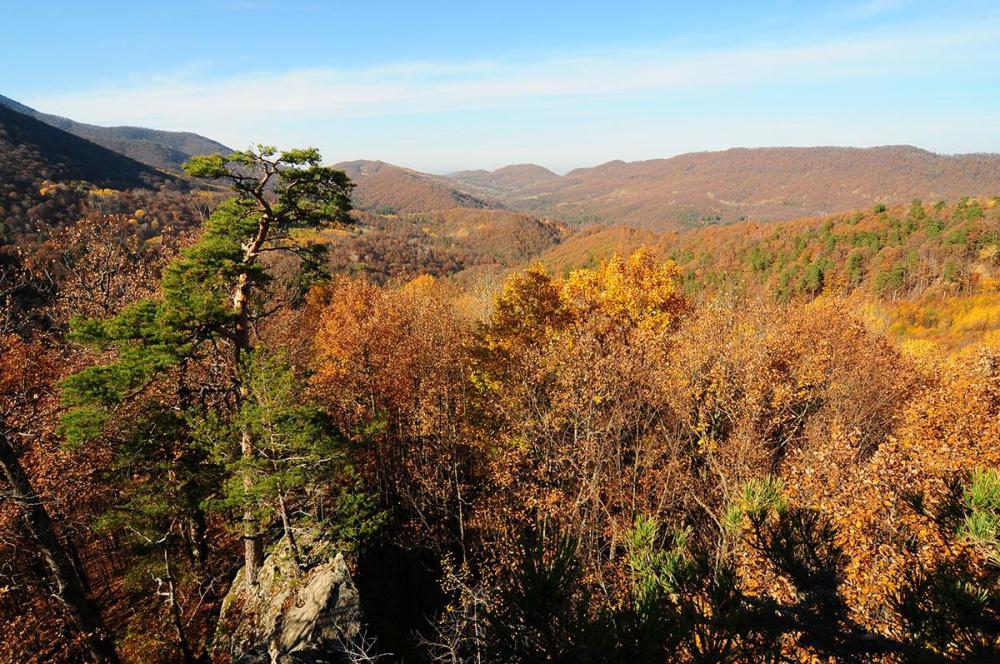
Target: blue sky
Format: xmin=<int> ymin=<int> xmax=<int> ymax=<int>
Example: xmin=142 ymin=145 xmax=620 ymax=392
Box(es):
xmin=5 ymin=0 xmax=1000 ymax=172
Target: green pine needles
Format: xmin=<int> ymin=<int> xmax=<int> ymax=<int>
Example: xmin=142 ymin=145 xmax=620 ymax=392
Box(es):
xmin=59 ymin=145 xmax=368 ymax=584
xmin=959 ymin=467 xmax=1000 ymax=565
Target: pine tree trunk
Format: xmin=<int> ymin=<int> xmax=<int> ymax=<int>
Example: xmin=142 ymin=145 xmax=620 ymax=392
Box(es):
xmin=240 ymin=427 xmax=263 ymax=584
xmin=278 ymin=493 xmax=303 ymax=572
xmin=160 ymin=549 xmax=197 ymax=664
xmin=0 ymin=429 xmax=120 ymax=663
xmin=231 ymin=209 xmax=273 ymax=585
xmin=188 ymin=513 xmax=208 ymax=568
xmin=233 ymin=271 xmax=263 ymax=584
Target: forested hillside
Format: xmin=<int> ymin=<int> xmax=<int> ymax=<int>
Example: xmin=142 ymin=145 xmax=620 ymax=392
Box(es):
xmin=2 ymin=145 xmax=1000 ymax=663
xmin=669 ymin=197 xmax=1000 ymax=299
xmin=0 ymin=103 xmax=195 ymax=242
xmin=0 ymin=95 xmax=232 ymax=172
xmin=336 ymin=160 xmax=495 ymax=214
xmin=323 ymin=207 xmax=568 ymax=284
xmin=449 ymin=146 xmax=1000 ymax=230
xmin=539 ymin=197 xmax=1000 ymax=351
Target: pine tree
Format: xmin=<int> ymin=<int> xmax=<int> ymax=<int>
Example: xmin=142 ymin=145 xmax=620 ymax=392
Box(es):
xmin=61 ymin=145 xmax=354 ymax=584
xmin=199 ymin=349 xmax=377 ymax=571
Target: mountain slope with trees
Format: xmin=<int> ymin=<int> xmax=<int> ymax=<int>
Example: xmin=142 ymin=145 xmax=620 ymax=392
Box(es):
xmin=0 ymin=95 xmax=232 ymax=172
xmin=0 ymin=103 xmax=171 ymax=188
xmin=448 ymin=146 xmax=1000 ymax=230
xmin=2 ymin=140 xmax=1000 ymax=662
xmin=323 ymin=207 xmax=569 ymax=284
xmin=335 ymin=160 xmax=496 ymax=214
xmin=0 ymin=103 xmax=186 ymax=241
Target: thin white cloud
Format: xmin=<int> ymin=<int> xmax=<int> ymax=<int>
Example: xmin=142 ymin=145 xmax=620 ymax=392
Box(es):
xmin=21 ymin=20 xmax=1000 ymax=159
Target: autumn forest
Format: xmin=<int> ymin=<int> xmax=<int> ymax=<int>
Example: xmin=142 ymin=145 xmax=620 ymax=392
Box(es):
xmin=4 ymin=18 xmax=1000 ymax=658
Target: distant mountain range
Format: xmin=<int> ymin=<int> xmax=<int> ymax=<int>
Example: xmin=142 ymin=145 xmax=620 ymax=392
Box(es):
xmin=0 ymin=102 xmax=173 ymax=190
xmin=334 ymin=160 xmax=492 ymax=213
xmin=449 ymin=163 xmax=560 ymax=195
xmin=3 ymin=92 xmax=999 ymax=233
xmin=447 ymin=147 xmax=1000 ymax=230
xmin=0 ymin=94 xmax=231 ymax=172
xmin=335 ymin=148 xmax=1000 ymax=231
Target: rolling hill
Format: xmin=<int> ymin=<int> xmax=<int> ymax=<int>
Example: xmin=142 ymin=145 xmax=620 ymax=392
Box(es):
xmin=449 ymin=163 xmax=560 ymax=196
xmin=0 ymin=103 xmax=180 ymax=239
xmin=537 ymin=195 xmax=1000 ymax=304
xmin=0 ymin=103 xmax=172 ymax=188
xmin=323 ymin=207 xmax=568 ymax=285
xmin=0 ymin=94 xmax=231 ymax=172
xmin=334 ymin=160 xmax=496 ymax=214
xmin=447 ymin=146 xmax=1000 ymax=230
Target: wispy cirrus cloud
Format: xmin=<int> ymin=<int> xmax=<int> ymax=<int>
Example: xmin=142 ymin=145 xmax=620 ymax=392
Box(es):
xmin=21 ymin=18 xmax=1000 ymax=165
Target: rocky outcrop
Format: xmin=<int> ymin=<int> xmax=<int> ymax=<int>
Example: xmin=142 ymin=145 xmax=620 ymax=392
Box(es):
xmin=216 ymin=534 xmax=361 ymax=663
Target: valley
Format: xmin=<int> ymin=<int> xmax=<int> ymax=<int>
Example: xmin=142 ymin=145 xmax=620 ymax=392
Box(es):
xmin=1 ymin=77 xmax=1000 ymax=664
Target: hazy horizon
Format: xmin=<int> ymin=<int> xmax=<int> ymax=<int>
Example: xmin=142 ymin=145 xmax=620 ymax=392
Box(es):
xmin=7 ymin=0 xmax=1000 ymax=172
xmin=354 ymin=143 xmax=996 ymax=177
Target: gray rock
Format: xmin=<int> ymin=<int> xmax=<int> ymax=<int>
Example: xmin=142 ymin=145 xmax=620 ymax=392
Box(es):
xmin=217 ymin=534 xmax=361 ymax=663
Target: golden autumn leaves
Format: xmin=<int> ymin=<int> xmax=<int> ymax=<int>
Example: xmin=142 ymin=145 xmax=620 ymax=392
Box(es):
xmin=301 ymin=246 xmax=1000 ymax=659
xmin=306 ymin=247 xmax=689 ymax=563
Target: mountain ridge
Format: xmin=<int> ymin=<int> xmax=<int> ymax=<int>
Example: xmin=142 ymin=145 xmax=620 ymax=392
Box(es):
xmin=0 ymin=94 xmax=231 ymax=172
xmin=449 ymin=163 xmax=561 ymax=194
xmin=442 ymin=145 xmax=1000 ymax=230
xmin=334 ymin=159 xmax=497 ymax=214
xmin=0 ymin=103 xmax=173 ymax=189
xmin=6 ymin=92 xmax=997 ymax=234
xmin=0 ymin=102 xmax=182 ymax=240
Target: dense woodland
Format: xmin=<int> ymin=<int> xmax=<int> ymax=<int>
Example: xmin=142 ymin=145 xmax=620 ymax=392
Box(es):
xmin=2 ymin=143 xmax=1000 ymax=663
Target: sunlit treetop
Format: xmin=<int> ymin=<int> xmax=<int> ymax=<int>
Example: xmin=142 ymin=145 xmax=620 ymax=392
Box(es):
xmin=183 ymin=144 xmax=354 ymax=229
